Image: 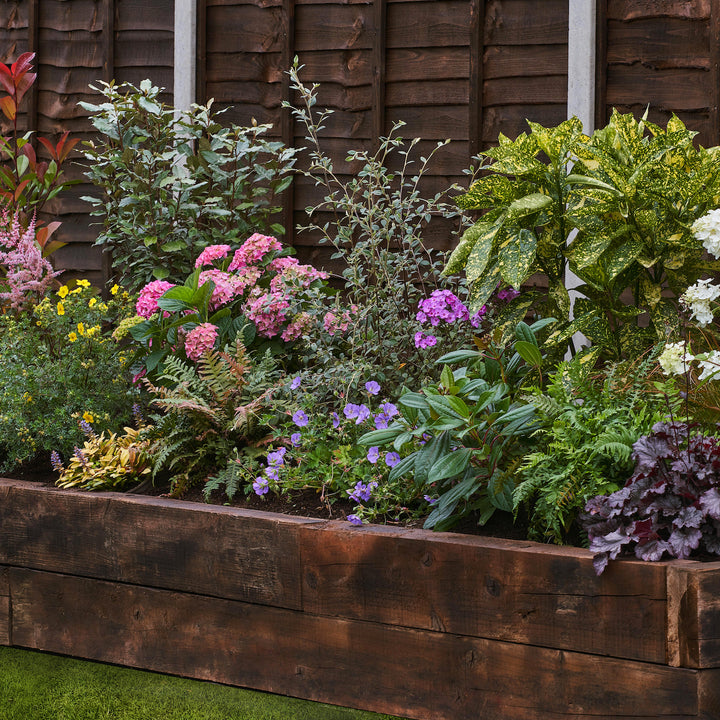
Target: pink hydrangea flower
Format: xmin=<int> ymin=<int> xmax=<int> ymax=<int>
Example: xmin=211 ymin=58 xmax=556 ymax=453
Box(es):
xmin=136 ymin=280 xmax=176 ymax=318
xmin=194 ymin=244 xmax=232 ymax=268
xmin=198 ymin=268 xmax=244 ymax=309
xmin=267 ymin=256 xmax=300 ymax=274
xmin=323 ymin=310 xmax=351 ymax=336
xmin=269 ymin=263 xmax=329 ymax=294
xmin=228 ymin=233 xmax=282 ymax=270
xmin=243 ymin=289 xmax=290 ymax=338
xmin=281 ymin=312 xmax=313 ymax=341
xmin=184 ymin=322 xmax=219 ymax=361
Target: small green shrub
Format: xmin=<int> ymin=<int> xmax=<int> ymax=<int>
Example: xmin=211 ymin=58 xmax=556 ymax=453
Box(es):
xmin=80 ymin=80 xmax=297 ymax=290
xmin=0 ymin=281 xmax=139 ymax=471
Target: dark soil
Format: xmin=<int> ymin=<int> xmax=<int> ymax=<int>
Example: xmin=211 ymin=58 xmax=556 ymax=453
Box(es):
xmin=6 ymin=460 xmax=532 ymax=540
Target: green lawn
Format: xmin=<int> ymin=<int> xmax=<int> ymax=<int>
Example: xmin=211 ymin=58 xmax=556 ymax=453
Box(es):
xmin=0 ymin=647 xmax=406 ymax=720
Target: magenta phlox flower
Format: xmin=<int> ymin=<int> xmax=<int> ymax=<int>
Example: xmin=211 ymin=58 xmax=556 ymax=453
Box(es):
xmin=184 ymin=322 xmax=219 ymax=361
xmin=136 ymin=279 xmax=176 ymax=318
xmin=253 ymin=477 xmax=269 ymax=495
xmin=194 ymin=244 xmax=232 ymax=268
xmin=497 ymin=286 xmax=520 ymax=302
xmin=417 ymin=289 xmax=469 ymax=326
xmin=385 ymin=452 xmax=401 ymax=468
xmin=366 ymin=446 xmax=380 ymax=464
xmin=414 ymin=331 xmax=437 ymax=349
xmin=365 ymin=380 xmax=381 ymax=395
xmin=228 ymin=233 xmax=282 ymax=270
xmin=347 ymin=514 xmax=363 ymax=525
xmin=292 ymin=410 xmax=309 ymax=427
xmin=470 ymin=306 xmax=487 ymax=328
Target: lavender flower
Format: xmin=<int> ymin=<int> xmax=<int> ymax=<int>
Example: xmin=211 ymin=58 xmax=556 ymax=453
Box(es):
xmin=374 ymin=413 xmax=389 ymax=430
xmin=347 ymin=481 xmax=378 ymax=503
xmin=50 ymin=450 xmax=63 ymax=472
xmin=347 ymin=514 xmax=363 ymax=525
xmin=291 ymin=432 xmax=302 ymax=447
xmin=290 ymin=376 xmax=302 ymax=390
xmin=132 ymin=403 xmax=144 ymax=426
xmin=367 ymin=446 xmax=380 ymax=464
xmin=267 ymin=448 xmax=286 ymax=467
xmin=380 ymin=402 xmax=399 ymax=418
xmin=424 ymin=495 xmax=438 ymax=505
xmin=332 ymin=411 xmax=340 ymax=428
xmin=79 ymin=419 xmax=96 ymax=439
xmin=73 ymin=447 xmax=89 ymax=469
xmin=344 ymin=403 xmax=371 ymax=424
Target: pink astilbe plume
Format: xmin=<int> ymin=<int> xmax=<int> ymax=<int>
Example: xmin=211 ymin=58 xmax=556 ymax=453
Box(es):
xmin=0 ymin=213 xmax=60 ymax=311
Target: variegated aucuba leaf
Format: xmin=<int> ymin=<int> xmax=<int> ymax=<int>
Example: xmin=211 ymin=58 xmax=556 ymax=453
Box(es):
xmin=618 ymin=323 xmax=655 ymax=358
xmin=608 ymin=110 xmax=646 ymax=160
xmin=602 ymin=237 xmax=645 ymax=281
xmin=565 ymin=174 xmax=621 ymax=195
xmin=662 ymin=251 xmax=686 ymax=270
xmin=543 ymin=309 xmax=601 ymax=348
xmin=640 ymin=276 xmax=662 ymax=310
xmin=506 ymin=192 xmax=553 ymax=220
xmin=548 ymin=279 xmax=571 ymax=320
xmin=444 ymin=213 xmax=498 ymax=276
xmin=468 ymin=260 xmax=501 ymax=313
xmin=495 ymin=296 xmax=536 ymax=346
xmin=566 ymin=227 xmax=617 ymax=270
xmin=650 ymin=299 xmax=681 ymax=340
xmin=498 ymin=227 xmax=537 ymax=289
xmin=527 ymin=116 xmax=585 ymax=159
xmin=461 ymin=217 xmax=502 ymax=282
xmin=456 ymin=175 xmax=517 ymax=210
xmin=580 ymin=311 xmax=616 ymax=354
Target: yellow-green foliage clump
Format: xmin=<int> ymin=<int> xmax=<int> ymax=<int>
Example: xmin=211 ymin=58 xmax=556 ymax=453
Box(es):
xmin=55 ymin=426 xmax=151 ymax=491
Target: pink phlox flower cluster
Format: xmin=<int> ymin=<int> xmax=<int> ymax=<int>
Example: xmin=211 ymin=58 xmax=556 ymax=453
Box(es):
xmin=198 ymin=268 xmax=245 ymax=309
xmin=136 ymin=280 xmax=176 ymax=318
xmin=416 ymin=290 xmax=469 ymax=326
xmin=497 ymin=286 xmax=520 ymax=302
xmin=470 ymin=306 xmax=487 ymax=328
xmin=414 ymin=331 xmax=438 ymax=349
xmin=228 ymin=233 xmax=282 ymax=270
xmin=243 ymin=288 xmax=290 ymax=338
xmin=281 ymin=312 xmax=313 ymax=342
xmin=0 ymin=216 xmax=59 ymax=310
xmin=184 ymin=322 xmax=219 ymax=361
xmin=323 ymin=309 xmax=351 ymax=336
xmin=194 ymin=244 xmax=232 ymax=268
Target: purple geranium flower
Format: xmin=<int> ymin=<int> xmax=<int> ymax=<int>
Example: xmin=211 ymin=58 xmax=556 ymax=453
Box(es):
xmin=332 ymin=411 xmax=340 ymax=428
xmin=385 ymin=451 xmax=401 ymax=468
xmin=253 ymin=477 xmax=269 ymax=495
xmin=367 ymin=446 xmax=380 ymax=463
xmin=374 ymin=413 xmax=389 ymax=430
xmin=290 ymin=432 xmax=302 ymax=447
xmin=365 ymin=380 xmax=381 ymax=395
xmin=290 ymin=376 xmax=301 ymax=390
xmin=292 ymin=410 xmax=309 ymax=427
xmin=380 ymin=402 xmax=399 ymax=418
xmin=347 ymin=514 xmax=363 ymax=525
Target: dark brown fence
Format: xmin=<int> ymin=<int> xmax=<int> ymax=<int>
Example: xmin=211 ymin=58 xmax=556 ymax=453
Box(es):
xmin=0 ymin=0 xmax=718 ymax=282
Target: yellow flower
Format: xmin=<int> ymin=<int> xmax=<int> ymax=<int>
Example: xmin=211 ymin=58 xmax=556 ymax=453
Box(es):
xmin=110 ymin=284 xmax=120 ymax=295
xmin=57 ymin=285 xmax=69 ymax=298
xmin=77 ymin=279 xmax=91 ymax=288
xmin=57 ymin=302 xmax=65 ymax=316
xmin=77 ymin=322 xmax=85 ymax=336
xmin=82 ymin=411 xmax=94 ymax=423
xmin=86 ymin=325 xmax=100 ymax=337
xmin=88 ymin=298 xmax=97 ymax=308
xmin=68 ymin=331 xmax=77 ymax=342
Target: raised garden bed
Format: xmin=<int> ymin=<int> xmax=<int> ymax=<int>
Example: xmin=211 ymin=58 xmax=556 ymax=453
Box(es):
xmin=1 ymin=478 xmax=719 ymax=719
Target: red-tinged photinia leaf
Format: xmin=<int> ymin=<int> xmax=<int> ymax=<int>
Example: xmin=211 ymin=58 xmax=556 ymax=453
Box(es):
xmin=36 ymin=136 xmax=57 ymax=161
xmin=0 ymin=95 xmax=16 ymax=120
xmin=11 ymin=52 xmax=35 ymax=79
xmin=56 ymin=132 xmax=80 ymax=163
xmin=13 ymin=179 xmax=29 ymax=201
xmin=36 ymin=161 xmax=48 ymax=182
xmin=22 ymin=142 xmax=36 ymax=165
xmin=0 ymin=65 xmax=14 ymax=97
xmin=14 ymin=72 xmax=36 ymax=104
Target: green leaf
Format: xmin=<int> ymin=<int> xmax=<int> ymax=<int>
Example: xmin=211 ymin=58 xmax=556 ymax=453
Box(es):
xmin=468 ymin=261 xmax=501 ymax=313
xmin=514 ymin=340 xmax=543 ymax=367
xmin=399 ymin=392 xmax=430 ymax=410
xmin=388 ymin=453 xmax=417 ymax=482
xmin=160 ymin=240 xmax=187 ymax=253
xmin=429 ymin=448 xmax=472 ymax=483
xmin=414 ymin=433 xmax=451 ymax=485
xmin=437 ymin=349 xmax=481 ymax=364
xmin=152 ymin=267 xmax=170 ymax=280
xmin=506 ymin=192 xmax=552 ymax=219
xmin=358 ymin=428 xmax=402 ymax=446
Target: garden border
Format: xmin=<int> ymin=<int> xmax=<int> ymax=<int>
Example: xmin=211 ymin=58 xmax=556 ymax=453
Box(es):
xmin=0 ymin=479 xmax=719 ymax=719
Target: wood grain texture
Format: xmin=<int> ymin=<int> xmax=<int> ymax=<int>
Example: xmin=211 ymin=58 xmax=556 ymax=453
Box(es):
xmin=0 ymin=567 xmax=9 ymax=647
xmin=9 ymin=567 xmax=703 ymax=720
xmin=606 ymin=66 xmax=712 ymax=110
xmin=484 ymin=0 xmax=568 ymax=46
xmin=607 ymin=0 xmax=710 ymax=20
xmin=0 ymin=480 xmax=316 ymax=609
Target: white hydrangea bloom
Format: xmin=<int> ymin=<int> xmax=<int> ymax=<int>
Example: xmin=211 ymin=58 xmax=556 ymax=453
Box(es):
xmin=692 ymin=209 xmax=720 ymax=259
xmin=698 ymin=351 xmax=720 ymax=381
xmin=658 ymin=342 xmax=694 ymax=376
xmin=682 ymin=279 xmax=720 ymax=327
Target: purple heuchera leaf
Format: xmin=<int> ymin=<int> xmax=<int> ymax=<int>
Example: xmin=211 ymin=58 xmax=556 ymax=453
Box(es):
xmin=700 ymin=488 xmax=720 ymax=520
xmin=673 ymin=505 xmax=704 ymax=529
xmin=589 ymin=528 xmax=630 ymax=559
xmin=634 ymin=538 xmax=669 ymax=563
xmin=668 ymin=526 xmax=703 ymax=559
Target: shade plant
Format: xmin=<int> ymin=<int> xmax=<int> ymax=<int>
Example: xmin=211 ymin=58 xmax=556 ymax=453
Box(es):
xmin=448 ymin=111 xmax=720 ymax=359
